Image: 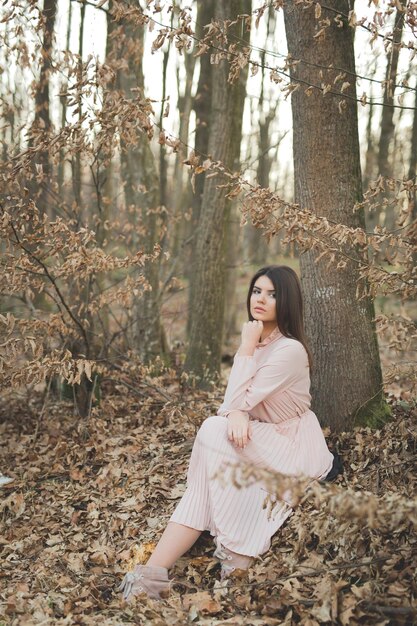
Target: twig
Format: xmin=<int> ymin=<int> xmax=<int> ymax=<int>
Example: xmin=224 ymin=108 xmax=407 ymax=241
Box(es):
xmin=8 ymin=220 xmax=90 ymax=353
xmin=364 ymin=603 xmax=417 ymax=617
xmin=33 ymin=375 xmax=54 ymax=442
xmin=86 ymin=373 xmax=99 ymax=418
xmin=367 ymin=458 xmax=415 ymax=475
xmin=101 ymin=377 xmax=148 ymax=399
xmin=106 ymin=362 xmax=173 ymax=402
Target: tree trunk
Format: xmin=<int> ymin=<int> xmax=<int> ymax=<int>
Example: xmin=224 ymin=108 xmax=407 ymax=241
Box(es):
xmin=283 ymin=1 xmax=388 ymax=432
xmin=248 ymin=107 xmax=274 ymax=264
xmin=70 ymin=0 xmax=93 ymax=417
xmin=159 ymin=46 xmax=169 ymax=211
xmin=363 ymin=88 xmax=380 ymax=233
xmin=72 ymin=0 xmax=85 ymax=225
xmin=377 ymin=2 xmax=406 ymax=179
xmin=378 ymin=2 xmax=406 ymax=234
xmin=58 ymin=0 xmax=72 ymax=200
xmin=186 ymin=0 xmax=215 ymax=336
xmin=29 ymin=0 xmax=57 ymax=216
xmin=408 ymin=79 xmax=417 ymax=269
xmin=111 ymin=4 xmax=166 ymax=363
xmin=245 ymin=7 xmax=275 ymax=266
xmin=184 ymin=0 xmax=251 ymax=385
xmin=171 ymin=48 xmax=196 ymax=263
xmin=224 ymin=2 xmax=252 ymax=344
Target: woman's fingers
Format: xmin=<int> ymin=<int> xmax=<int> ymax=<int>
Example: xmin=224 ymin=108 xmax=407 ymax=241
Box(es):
xmin=226 ymin=413 xmax=251 ymax=449
xmin=232 ymin=427 xmax=249 ymax=449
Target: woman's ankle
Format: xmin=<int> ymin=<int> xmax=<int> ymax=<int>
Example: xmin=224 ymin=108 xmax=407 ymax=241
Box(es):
xmin=146 ymin=556 xmax=173 ymax=569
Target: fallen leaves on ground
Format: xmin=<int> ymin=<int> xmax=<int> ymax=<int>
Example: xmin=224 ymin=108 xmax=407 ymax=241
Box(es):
xmin=0 ymin=379 xmax=416 ymax=625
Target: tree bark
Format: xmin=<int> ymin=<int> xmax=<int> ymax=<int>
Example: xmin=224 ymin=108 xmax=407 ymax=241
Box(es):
xmin=186 ymin=0 xmax=215 ymax=336
xmin=29 ymin=0 xmax=57 ymax=216
xmin=71 ymin=0 xmax=85 ymax=225
xmin=378 ymin=2 xmax=406 ymax=234
xmin=283 ymin=1 xmax=388 ymax=431
xmin=224 ymin=46 xmax=251 ymax=343
xmin=159 ymin=46 xmax=169 ymax=210
xmin=171 ymin=48 xmax=196 ymax=263
xmin=58 ymin=0 xmax=72 ymax=200
xmin=408 ymin=79 xmax=417 ymax=269
xmin=111 ymin=3 xmax=166 ymax=363
xmin=184 ymin=0 xmax=251 ymax=385
xmin=245 ymin=7 xmax=275 ymax=266
xmin=377 ymin=2 xmax=406 ymax=179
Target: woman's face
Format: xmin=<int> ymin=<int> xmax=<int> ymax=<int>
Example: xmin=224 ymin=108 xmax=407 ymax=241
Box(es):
xmin=250 ymin=275 xmax=277 ymax=324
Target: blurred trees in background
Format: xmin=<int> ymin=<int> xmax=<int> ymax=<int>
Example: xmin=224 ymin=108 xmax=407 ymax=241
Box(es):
xmin=184 ymin=0 xmax=251 ymax=384
xmin=1 ymin=0 xmax=416 ymax=430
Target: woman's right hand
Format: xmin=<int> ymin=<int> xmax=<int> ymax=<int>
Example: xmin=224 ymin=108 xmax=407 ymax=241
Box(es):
xmin=238 ymin=320 xmax=263 ymax=356
xmin=227 ymin=410 xmax=252 ymax=449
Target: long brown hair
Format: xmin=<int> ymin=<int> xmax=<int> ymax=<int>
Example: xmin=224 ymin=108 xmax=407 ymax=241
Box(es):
xmin=246 ymin=265 xmax=313 ymax=370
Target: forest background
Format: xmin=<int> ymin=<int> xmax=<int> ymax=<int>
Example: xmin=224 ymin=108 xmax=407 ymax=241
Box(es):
xmin=1 ymin=0 xmax=416 ymax=624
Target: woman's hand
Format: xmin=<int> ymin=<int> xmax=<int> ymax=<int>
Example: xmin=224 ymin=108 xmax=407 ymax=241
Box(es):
xmin=238 ymin=320 xmax=263 ymax=356
xmin=227 ymin=410 xmax=252 ymax=449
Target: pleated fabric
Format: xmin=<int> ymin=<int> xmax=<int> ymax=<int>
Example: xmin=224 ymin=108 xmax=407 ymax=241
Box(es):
xmin=170 ymin=328 xmax=334 ymax=557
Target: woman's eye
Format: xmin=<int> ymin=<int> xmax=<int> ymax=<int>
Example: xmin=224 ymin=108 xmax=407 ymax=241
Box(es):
xmin=252 ymin=289 xmax=275 ymax=298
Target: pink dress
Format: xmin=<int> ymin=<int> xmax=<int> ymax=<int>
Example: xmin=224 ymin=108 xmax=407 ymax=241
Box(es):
xmin=170 ymin=327 xmax=334 ymax=557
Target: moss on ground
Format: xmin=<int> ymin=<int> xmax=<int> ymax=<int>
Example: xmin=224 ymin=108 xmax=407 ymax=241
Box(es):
xmin=353 ymin=393 xmax=392 ymax=428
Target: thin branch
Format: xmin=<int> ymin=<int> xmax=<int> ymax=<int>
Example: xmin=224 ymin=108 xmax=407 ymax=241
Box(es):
xmin=7 ymin=218 xmax=90 ymax=352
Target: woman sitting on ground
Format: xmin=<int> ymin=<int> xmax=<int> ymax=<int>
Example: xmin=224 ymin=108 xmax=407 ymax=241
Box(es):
xmin=120 ymin=265 xmax=335 ymax=601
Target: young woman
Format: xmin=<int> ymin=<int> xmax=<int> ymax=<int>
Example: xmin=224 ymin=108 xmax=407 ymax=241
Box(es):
xmin=120 ymin=265 xmax=335 ymax=601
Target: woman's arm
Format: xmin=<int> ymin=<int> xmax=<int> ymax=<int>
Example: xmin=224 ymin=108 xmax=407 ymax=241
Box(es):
xmin=219 ymin=341 xmax=306 ymax=416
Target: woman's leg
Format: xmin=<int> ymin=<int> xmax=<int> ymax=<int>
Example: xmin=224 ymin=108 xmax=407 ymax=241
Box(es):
xmin=146 ymin=522 xmax=202 ymax=569
xmin=120 ymin=523 xmax=202 ymax=601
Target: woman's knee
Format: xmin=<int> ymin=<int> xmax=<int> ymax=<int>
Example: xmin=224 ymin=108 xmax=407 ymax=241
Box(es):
xmin=197 ymin=415 xmax=228 ymax=442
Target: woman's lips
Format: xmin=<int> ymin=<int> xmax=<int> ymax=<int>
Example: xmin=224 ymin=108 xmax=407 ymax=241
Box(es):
xmin=254 ymin=307 xmax=266 ymax=312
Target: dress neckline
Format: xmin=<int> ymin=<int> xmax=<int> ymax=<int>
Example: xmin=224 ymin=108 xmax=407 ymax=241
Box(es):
xmin=256 ymin=326 xmax=283 ymax=348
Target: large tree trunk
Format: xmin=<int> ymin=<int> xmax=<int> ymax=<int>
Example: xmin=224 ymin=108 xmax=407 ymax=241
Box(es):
xmin=283 ymin=1 xmax=388 ymax=432
xmin=184 ymin=0 xmax=251 ymax=384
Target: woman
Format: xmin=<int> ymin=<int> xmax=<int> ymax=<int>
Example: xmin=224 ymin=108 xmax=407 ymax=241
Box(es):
xmin=120 ymin=265 xmax=334 ymax=601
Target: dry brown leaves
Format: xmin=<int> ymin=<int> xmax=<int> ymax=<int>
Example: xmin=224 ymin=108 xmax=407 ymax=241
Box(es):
xmin=0 ymin=377 xmax=416 ymax=626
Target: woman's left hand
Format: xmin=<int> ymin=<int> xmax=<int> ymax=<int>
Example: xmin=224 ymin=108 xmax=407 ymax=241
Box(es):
xmin=227 ymin=410 xmax=252 ymax=449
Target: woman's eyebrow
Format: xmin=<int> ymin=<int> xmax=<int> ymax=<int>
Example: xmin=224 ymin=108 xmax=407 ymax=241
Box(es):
xmin=253 ymin=286 xmax=275 ymax=292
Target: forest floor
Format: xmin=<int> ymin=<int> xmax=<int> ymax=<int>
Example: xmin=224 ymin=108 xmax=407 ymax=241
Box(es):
xmin=1 ymin=379 xmax=416 ymax=625
xmin=1 ymin=264 xmax=416 ymax=625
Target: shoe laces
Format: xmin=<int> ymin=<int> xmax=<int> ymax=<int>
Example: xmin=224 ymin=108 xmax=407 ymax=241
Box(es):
xmin=119 ymin=570 xmax=145 ymax=598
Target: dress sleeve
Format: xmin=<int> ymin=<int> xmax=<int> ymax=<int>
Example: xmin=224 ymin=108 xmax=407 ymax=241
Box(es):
xmin=217 ymin=342 xmax=306 ymax=416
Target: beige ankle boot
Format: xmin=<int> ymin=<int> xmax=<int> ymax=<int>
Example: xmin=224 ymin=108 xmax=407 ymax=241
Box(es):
xmin=213 ymin=540 xmax=253 ymax=581
xmin=119 ymin=564 xmax=171 ymax=601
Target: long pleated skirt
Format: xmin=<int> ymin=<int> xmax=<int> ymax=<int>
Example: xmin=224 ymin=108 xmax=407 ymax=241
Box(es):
xmin=170 ymin=411 xmax=333 ymax=557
